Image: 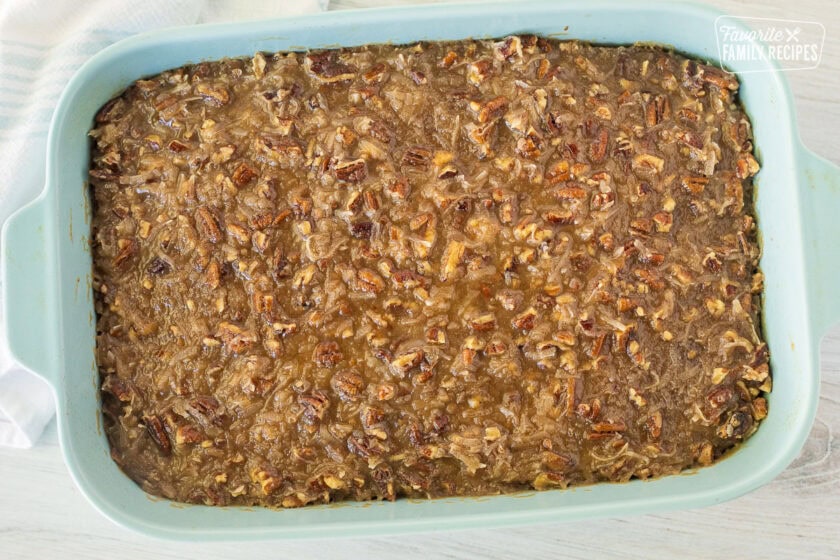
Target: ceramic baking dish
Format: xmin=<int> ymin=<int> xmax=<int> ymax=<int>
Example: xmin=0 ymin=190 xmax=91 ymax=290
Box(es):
xmin=2 ymin=0 xmax=838 ymax=540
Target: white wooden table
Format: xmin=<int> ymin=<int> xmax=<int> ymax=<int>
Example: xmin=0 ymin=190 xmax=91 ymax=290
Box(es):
xmin=2 ymin=1 xmax=838 ymax=558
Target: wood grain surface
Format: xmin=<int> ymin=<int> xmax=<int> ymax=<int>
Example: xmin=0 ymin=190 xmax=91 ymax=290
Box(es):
xmin=1 ymin=1 xmax=838 ymax=558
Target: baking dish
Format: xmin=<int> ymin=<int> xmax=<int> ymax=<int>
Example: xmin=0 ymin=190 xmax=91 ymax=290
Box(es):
xmin=2 ymin=0 xmax=838 ymax=540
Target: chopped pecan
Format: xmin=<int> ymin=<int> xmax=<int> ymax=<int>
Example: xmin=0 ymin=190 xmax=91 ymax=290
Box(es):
xmin=331 ymin=370 xmax=365 ymax=401
xmin=468 ymin=313 xmax=496 ymax=332
xmin=350 ymin=221 xmax=374 ymax=240
xmin=113 ymin=238 xmax=137 ymax=269
xmin=588 ymin=128 xmax=609 ymax=163
xmin=634 ymin=269 xmax=665 ymax=291
xmin=231 ymin=162 xmax=258 ymax=186
xmin=629 ymin=218 xmax=653 ymax=235
xmin=102 ymin=375 xmax=134 ymax=402
xmin=251 ymin=466 xmax=283 ymax=495
xmin=631 ymin=154 xmax=664 ymax=177
xmin=643 ymin=93 xmax=671 ymax=126
xmin=168 ymin=139 xmax=190 ymax=153
xmin=195 ymin=207 xmax=222 ymax=243
xmin=494 ymin=36 xmax=522 ymax=60
xmin=313 ymin=341 xmax=343 ymax=368
xmin=652 ymin=211 xmax=673 ymax=233
xmin=676 ymin=129 xmax=704 ymax=150
xmin=552 ymin=184 xmax=587 ymax=200
xmin=196 ymin=83 xmax=230 ymax=106
xmin=215 ymin=322 xmax=257 ymax=353
xmin=467 ymin=59 xmax=492 ymax=85
xmin=174 ymin=424 xmax=203 ymax=445
xmin=401 ymin=146 xmax=432 ymax=168
xmin=645 ymin=411 xmax=663 ymax=439
xmin=512 ymin=307 xmax=538 ymax=331
xmin=299 ymin=391 xmax=330 ymax=424
xmin=477 ymin=96 xmax=509 ymax=123
xmin=347 ymin=433 xmax=386 ymax=458
xmin=257 ymin=134 xmax=303 ymax=164
xmin=546 ymin=160 xmax=571 ymax=185
xmin=362 ymin=62 xmax=388 ymax=84
xmin=306 ymin=51 xmax=357 ymax=83
xmin=334 ymin=159 xmax=368 ymax=183
xmin=143 ymin=415 xmax=171 ymax=455
xmin=390 ymin=348 xmax=424 ymax=376
xmin=440 ymin=239 xmax=465 ymax=281
xmin=357 ymin=268 xmax=385 ymax=294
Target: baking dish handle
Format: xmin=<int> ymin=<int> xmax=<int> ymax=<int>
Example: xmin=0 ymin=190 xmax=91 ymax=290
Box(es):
xmin=1 ymin=195 xmax=57 ymax=386
xmin=799 ymin=145 xmax=840 ymax=339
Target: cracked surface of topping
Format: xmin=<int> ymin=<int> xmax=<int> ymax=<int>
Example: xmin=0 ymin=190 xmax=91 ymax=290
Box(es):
xmin=91 ymin=37 xmax=768 ymax=507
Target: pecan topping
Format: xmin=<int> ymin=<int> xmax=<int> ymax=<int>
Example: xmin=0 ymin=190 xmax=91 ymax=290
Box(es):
xmin=195 ymin=207 xmax=222 ymax=243
xmin=143 ymin=415 xmax=171 ymax=455
xmin=313 ymin=341 xmax=343 ymax=368
xmin=306 ymin=51 xmax=357 ymax=83
xmin=334 ymin=159 xmax=368 ymax=183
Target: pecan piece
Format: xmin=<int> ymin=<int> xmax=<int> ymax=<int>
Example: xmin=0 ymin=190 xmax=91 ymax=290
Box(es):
xmin=347 ymin=433 xmax=386 ymax=458
xmin=195 ymin=207 xmax=222 ymax=243
xmin=592 ymin=421 xmax=626 ymax=433
xmin=590 ymin=191 xmax=615 ymax=211
xmin=494 ymin=36 xmax=522 ymax=60
xmin=231 ymin=162 xmax=258 ymax=186
xmin=357 ymin=268 xmax=385 ymax=294
xmin=350 ymin=221 xmax=374 ymax=240
xmin=440 ymin=239 xmax=465 ymax=281
xmin=299 ymin=391 xmax=330 ymax=424
xmin=305 ymin=51 xmax=357 ymax=83
xmin=546 ymin=160 xmax=571 ymax=185
xmin=174 ymin=424 xmax=203 ymax=445
xmin=168 ymin=139 xmax=190 ymax=153
xmin=143 ymin=414 xmax=171 ymax=455
xmin=113 ymin=238 xmax=137 ymax=269
xmin=186 ymin=396 xmax=224 ymax=427
xmin=717 ymin=410 xmax=753 ymax=439
xmin=215 ymin=322 xmax=257 ymax=353
xmin=392 ymin=269 xmax=428 ymax=290
xmin=552 ymin=184 xmax=587 ymax=200
xmin=331 ymin=370 xmax=365 ymax=401
xmin=702 ymin=251 xmax=723 ymax=272
xmin=588 ymin=128 xmax=609 ymax=163
xmin=643 ymin=93 xmax=671 ymax=126
xmin=634 ymin=269 xmax=665 ymax=291
xmin=257 ymin=134 xmax=303 ymax=164
xmin=467 ymin=59 xmax=492 ymax=85
xmin=468 ymin=313 xmax=496 ymax=332
xmin=362 ymin=62 xmax=388 ymax=84
xmin=646 ymin=411 xmax=663 ymax=440
xmin=543 ymin=209 xmax=575 ymax=225
xmin=313 ymin=341 xmax=343 ymax=368
xmin=477 ymin=96 xmax=509 ymax=123
xmin=334 ymin=159 xmax=368 ymax=183
xmin=631 ymin=154 xmax=664 ymax=177
xmin=676 ymin=129 xmax=704 ymax=150
xmin=652 ymin=211 xmax=673 ymax=233
xmin=390 ymin=348 xmax=424 ymax=376
xmin=629 ymin=218 xmax=653 ymax=236
xmin=102 ymin=375 xmax=134 ymax=402
xmin=251 ymin=466 xmax=283 ymax=495
xmin=512 ymin=307 xmax=538 ymax=331
xmin=401 ymin=146 xmax=432 ymax=168
xmin=196 ymin=83 xmax=230 ymax=106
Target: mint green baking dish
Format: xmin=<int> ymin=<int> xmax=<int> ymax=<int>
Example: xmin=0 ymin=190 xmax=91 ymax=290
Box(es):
xmin=2 ymin=0 xmax=838 ymax=540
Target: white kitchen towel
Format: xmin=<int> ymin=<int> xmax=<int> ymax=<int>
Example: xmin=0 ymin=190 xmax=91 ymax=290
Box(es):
xmin=0 ymin=0 xmax=328 ymax=448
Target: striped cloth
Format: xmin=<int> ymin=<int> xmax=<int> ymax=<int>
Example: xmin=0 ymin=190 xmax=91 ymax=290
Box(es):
xmin=0 ymin=0 xmax=328 ymax=448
